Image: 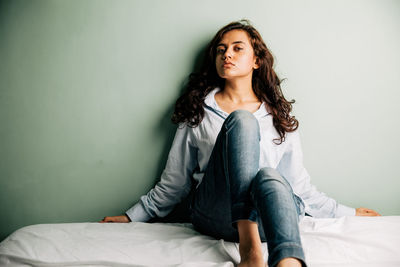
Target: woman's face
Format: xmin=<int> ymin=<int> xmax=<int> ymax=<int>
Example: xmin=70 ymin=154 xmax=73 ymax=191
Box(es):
xmin=215 ymin=29 xmax=259 ymax=80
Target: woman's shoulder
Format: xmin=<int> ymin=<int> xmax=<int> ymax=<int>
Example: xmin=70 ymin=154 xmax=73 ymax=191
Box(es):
xmin=175 ymin=121 xmax=201 ymax=144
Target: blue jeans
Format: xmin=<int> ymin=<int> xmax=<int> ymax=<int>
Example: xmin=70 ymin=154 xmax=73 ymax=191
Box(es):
xmin=190 ymin=110 xmax=307 ymax=267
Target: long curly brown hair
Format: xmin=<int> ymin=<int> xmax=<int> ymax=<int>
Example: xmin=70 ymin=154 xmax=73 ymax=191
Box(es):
xmin=171 ymin=19 xmax=299 ymax=145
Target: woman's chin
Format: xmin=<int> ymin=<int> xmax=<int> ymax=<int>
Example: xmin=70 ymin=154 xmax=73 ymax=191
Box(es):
xmin=218 ymin=73 xmax=238 ymax=80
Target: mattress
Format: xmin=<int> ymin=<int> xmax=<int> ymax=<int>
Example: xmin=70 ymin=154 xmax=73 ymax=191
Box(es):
xmin=0 ymin=216 xmax=399 ymax=267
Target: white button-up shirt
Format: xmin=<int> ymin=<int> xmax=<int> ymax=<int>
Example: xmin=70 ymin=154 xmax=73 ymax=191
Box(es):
xmin=126 ymin=87 xmax=356 ymax=221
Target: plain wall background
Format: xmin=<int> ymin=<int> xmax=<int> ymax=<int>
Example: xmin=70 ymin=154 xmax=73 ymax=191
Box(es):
xmin=1 ymin=0 xmax=399 ymax=241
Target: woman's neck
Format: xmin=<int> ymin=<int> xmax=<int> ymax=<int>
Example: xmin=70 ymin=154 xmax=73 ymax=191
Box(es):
xmin=221 ymin=79 xmax=258 ymax=103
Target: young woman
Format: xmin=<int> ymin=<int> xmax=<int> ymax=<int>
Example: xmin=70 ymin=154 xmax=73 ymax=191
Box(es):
xmin=100 ymin=20 xmax=381 ymax=267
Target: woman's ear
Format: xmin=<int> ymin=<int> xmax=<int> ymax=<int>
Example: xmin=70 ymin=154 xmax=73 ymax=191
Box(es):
xmin=254 ymin=58 xmax=260 ymax=69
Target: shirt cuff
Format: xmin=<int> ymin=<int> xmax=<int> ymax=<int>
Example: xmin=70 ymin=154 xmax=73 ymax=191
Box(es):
xmin=125 ymin=202 xmax=152 ymax=222
xmin=336 ymin=204 xmax=356 ymax=218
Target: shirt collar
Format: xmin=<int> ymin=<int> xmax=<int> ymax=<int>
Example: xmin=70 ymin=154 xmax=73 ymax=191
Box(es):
xmin=204 ymin=87 xmax=269 ymax=119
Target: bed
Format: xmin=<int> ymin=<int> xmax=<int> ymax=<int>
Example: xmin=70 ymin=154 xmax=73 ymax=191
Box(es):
xmin=0 ymin=215 xmax=399 ymax=267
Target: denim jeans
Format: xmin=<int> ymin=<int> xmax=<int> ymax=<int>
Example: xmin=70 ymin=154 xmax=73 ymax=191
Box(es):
xmin=190 ymin=110 xmax=307 ymax=267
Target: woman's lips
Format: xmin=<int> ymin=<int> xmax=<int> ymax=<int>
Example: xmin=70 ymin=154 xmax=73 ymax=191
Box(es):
xmin=223 ymin=62 xmax=235 ymax=68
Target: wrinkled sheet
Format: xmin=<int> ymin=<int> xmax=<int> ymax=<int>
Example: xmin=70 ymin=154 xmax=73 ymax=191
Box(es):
xmin=0 ymin=216 xmax=399 ymax=267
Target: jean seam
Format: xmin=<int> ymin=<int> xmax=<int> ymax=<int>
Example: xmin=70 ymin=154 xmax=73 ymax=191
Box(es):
xmin=293 ymin=194 xmax=305 ymax=217
xmin=223 ymin=127 xmax=230 ymax=196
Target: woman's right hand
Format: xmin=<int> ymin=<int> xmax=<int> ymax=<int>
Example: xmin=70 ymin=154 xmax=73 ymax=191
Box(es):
xmin=99 ymin=215 xmax=131 ymax=223
xmin=355 ymin=207 xmax=381 ymax=216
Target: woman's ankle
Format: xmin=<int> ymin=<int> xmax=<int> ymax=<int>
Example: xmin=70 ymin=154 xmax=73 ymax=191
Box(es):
xmin=276 ymin=257 xmax=302 ymax=267
xmin=238 ymin=246 xmax=264 ymax=267
xmin=237 ymin=220 xmax=265 ymax=267
xmin=240 ymin=244 xmax=263 ymax=260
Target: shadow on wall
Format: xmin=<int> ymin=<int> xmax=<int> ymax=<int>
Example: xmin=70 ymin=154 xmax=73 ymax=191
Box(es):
xmin=148 ymin=43 xmax=209 ymax=224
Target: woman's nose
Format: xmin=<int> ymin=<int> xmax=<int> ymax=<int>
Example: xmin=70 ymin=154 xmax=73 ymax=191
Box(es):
xmin=222 ymin=53 xmax=231 ymax=60
xmin=222 ymin=48 xmax=232 ymax=60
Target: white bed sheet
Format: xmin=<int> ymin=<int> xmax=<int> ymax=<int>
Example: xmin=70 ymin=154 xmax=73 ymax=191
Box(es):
xmin=0 ymin=216 xmax=399 ymax=267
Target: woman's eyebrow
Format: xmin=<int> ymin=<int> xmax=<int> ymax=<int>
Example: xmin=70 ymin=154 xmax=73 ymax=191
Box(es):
xmin=216 ymin=41 xmax=246 ymax=47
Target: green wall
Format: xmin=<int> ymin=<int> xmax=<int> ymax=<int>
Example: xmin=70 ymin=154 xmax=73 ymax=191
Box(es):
xmin=1 ymin=0 xmax=399 ymax=241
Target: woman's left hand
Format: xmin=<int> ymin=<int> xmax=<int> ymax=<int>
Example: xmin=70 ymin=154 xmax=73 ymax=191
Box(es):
xmin=356 ymin=207 xmax=381 ymax=216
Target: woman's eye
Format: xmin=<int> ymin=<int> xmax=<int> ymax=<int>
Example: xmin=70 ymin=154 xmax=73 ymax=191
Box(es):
xmin=216 ymin=47 xmax=242 ymax=54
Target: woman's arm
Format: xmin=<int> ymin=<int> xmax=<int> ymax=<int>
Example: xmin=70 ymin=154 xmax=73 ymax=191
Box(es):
xmin=276 ymin=130 xmax=380 ymax=218
xmin=125 ymin=123 xmax=198 ymax=222
xmin=100 ymin=123 xmax=198 ymax=223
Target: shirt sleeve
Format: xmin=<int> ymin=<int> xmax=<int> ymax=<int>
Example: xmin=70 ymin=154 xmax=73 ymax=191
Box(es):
xmin=276 ymin=130 xmax=356 ymax=218
xmin=125 ymin=122 xmax=198 ymax=222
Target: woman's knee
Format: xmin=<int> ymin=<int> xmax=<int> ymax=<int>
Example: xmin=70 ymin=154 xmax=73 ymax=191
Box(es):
xmin=223 ymin=110 xmax=259 ymax=134
xmin=252 ymin=167 xmax=292 ymax=193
